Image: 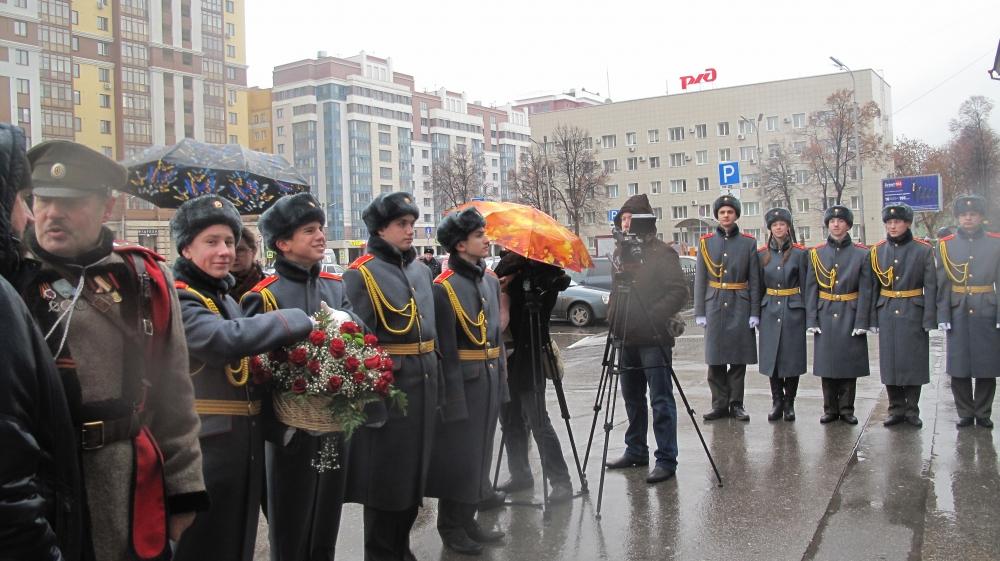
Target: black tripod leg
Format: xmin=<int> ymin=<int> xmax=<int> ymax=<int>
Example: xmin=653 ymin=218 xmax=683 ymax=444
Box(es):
xmin=551 ymin=374 xmax=588 ymax=493
xmin=493 ymin=430 xmax=505 ymax=489
xmin=670 ymin=366 xmax=723 ymax=487
xmin=595 ymin=359 xmax=621 ymax=519
xmin=583 ymin=294 xmax=624 ymax=471
xmin=525 ymin=303 xmax=549 ymax=512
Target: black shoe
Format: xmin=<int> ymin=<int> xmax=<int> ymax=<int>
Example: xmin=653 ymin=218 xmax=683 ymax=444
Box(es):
xmin=883 ymin=414 xmax=905 ymax=427
xmin=784 ymin=403 xmax=796 ymax=422
xmin=645 ymin=466 xmax=676 ymax=484
xmin=605 ymin=455 xmax=648 ymax=469
xmin=547 ymin=483 xmax=573 ymax=503
xmin=497 ymin=477 xmax=533 ymax=493
xmin=730 ymin=403 xmax=750 ymax=422
xmin=478 ymin=489 xmax=507 ymax=511
xmin=703 ymin=408 xmax=729 ymax=421
xmin=905 ymin=416 xmax=923 ymax=428
xmin=957 ymin=417 xmax=974 ymax=428
xmin=841 ymin=414 xmax=859 ymax=425
xmin=466 ymin=523 xmax=505 ymax=544
xmin=768 ymin=401 xmax=784 ymax=421
xmin=441 ymin=530 xmax=484 ymax=556
xmin=820 ymin=413 xmax=839 ymax=424
xmin=976 ymin=417 xmax=994 ymax=429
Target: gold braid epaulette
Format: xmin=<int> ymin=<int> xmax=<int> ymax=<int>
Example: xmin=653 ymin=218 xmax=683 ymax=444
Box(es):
xmin=809 ymin=247 xmax=837 ymax=290
xmin=699 ymin=237 xmax=724 ymax=280
xmin=440 ymin=279 xmax=487 ymax=346
xmin=938 ymin=238 xmax=970 ymax=285
xmin=179 ymin=284 xmax=249 ymax=387
xmin=870 ymin=243 xmax=894 ymax=288
xmin=357 ymin=262 xmax=420 ymax=335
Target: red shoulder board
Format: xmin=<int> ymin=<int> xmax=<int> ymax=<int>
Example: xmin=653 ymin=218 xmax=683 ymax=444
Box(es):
xmin=348 ymin=254 xmax=375 ymax=270
xmin=174 ymin=280 xmax=189 ymax=290
xmin=810 ymin=243 xmax=825 ymax=250
xmin=112 ymin=241 xmax=165 ymax=262
xmin=854 ymin=242 xmax=868 ymax=249
xmin=914 ymin=238 xmax=932 ymax=247
xmin=249 ymin=275 xmax=278 ymax=293
xmin=792 ymin=243 xmax=806 ymax=250
xmin=700 ymin=232 xmax=714 ymax=240
xmin=757 ymin=245 xmax=767 ymax=253
xmin=485 ymin=268 xmax=497 ymax=277
xmin=940 ymin=234 xmax=956 ymax=241
xmin=319 ymin=272 xmax=342 ymax=281
xmin=987 ymin=232 xmax=1000 ymax=239
xmin=742 ymin=233 xmax=756 ymax=240
xmin=873 ymin=240 xmax=886 ymax=247
xmin=433 ymin=269 xmax=454 ymax=284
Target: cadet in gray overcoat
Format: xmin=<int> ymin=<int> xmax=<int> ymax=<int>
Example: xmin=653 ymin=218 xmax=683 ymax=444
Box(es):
xmin=241 ymin=192 xmax=356 ymax=561
xmin=871 ymin=203 xmax=937 ymax=428
xmin=806 ymin=206 xmax=874 ymax=425
xmin=695 ymin=195 xmax=761 ymax=421
xmin=936 ymin=194 xmax=1000 ymax=428
xmin=342 ymin=192 xmax=439 ymax=561
xmin=757 ymin=208 xmax=808 ymax=422
xmin=425 ymin=208 xmax=506 ymax=556
xmin=169 ymin=196 xmax=315 ymax=561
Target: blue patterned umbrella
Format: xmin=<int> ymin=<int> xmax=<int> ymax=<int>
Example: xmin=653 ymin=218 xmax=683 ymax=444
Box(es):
xmin=121 ymin=138 xmax=310 ymax=215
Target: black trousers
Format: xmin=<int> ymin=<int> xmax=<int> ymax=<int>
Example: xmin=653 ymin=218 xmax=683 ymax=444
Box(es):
xmin=821 ymin=378 xmax=857 ymax=416
xmin=499 ymin=386 xmax=571 ymax=487
xmin=707 ymin=364 xmax=747 ymax=411
xmin=886 ymin=385 xmax=922 ymax=418
xmin=437 ymin=499 xmax=477 ymax=537
xmin=363 ymin=506 xmax=418 ymax=561
xmin=950 ymin=377 xmax=996 ymax=419
xmin=768 ymin=376 xmax=799 ymax=403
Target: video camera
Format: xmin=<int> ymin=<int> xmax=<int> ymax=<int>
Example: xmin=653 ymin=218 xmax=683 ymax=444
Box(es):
xmin=611 ymin=213 xmax=657 ymax=264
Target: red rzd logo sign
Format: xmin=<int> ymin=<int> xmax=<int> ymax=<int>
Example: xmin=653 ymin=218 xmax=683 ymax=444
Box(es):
xmin=680 ymin=68 xmax=717 ymax=90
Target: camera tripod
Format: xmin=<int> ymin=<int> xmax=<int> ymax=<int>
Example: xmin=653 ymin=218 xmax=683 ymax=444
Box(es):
xmin=492 ymin=278 xmax=589 ymax=515
xmin=583 ymin=271 xmax=723 ymax=519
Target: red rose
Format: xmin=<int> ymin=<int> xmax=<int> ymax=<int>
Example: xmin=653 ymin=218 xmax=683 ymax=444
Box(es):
xmin=340 ymin=321 xmax=361 ymax=335
xmin=307 ymin=360 xmax=322 ymax=375
xmin=381 ymin=357 xmax=394 ymax=371
xmin=353 ymin=371 xmax=366 ymax=384
xmin=374 ymin=379 xmax=390 ymax=396
xmin=289 ymin=347 xmax=309 ymax=367
xmin=249 ymin=355 xmax=264 ymax=371
xmin=309 ymin=330 xmax=327 ymax=346
xmin=292 ymin=377 xmax=307 ymax=394
xmin=328 ymin=338 xmax=346 ymax=358
xmin=364 ymin=333 xmax=379 ymax=346
xmin=344 ymin=356 xmax=361 ymax=372
xmin=380 ymin=371 xmax=395 ymax=385
xmin=269 ymin=348 xmax=288 ymax=363
xmin=363 ymin=355 xmax=382 ymax=370
xmin=327 ymin=375 xmax=343 ymax=392
xmin=252 ymin=367 xmax=272 ymax=386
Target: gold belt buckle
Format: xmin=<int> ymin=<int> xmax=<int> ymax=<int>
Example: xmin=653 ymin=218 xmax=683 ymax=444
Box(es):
xmin=82 ymin=421 xmax=105 ymax=450
xmin=721 ymin=282 xmax=728 ymax=289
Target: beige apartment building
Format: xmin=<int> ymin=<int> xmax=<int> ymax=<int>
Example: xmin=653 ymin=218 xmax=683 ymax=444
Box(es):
xmin=527 ymin=70 xmax=893 ymax=254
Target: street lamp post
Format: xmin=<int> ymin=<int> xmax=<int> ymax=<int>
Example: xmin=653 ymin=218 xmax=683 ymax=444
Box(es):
xmin=830 ymin=56 xmax=866 ymax=243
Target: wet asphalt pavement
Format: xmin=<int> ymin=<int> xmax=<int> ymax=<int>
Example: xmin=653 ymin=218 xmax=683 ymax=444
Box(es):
xmin=254 ymin=317 xmax=1000 ymax=560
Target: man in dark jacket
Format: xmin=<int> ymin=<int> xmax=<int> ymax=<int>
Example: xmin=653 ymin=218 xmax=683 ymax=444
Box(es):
xmin=426 ymin=208 xmax=506 ymax=555
xmin=695 ymin=195 xmax=761 ymax=421
xmin=421 ymin=247 xmax=442 ymax=279
xmin=241 ymin=192 xmax=355 ymax=561
xmin=603 ymin=194 xmax=688 ymax=484
xmin=0 ymin=123 xmax=83 ymax=561
xmin=342 ymin=192 xmax=439 ymax=561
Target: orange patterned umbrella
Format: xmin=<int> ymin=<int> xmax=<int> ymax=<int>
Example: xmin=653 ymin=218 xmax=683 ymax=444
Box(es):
xmin=451 ymin=201 xmax=594 ymax=272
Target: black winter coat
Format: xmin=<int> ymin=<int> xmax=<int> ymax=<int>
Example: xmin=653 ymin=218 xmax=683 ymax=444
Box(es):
xmin=609 ymin=238 xmax=688 ymax=347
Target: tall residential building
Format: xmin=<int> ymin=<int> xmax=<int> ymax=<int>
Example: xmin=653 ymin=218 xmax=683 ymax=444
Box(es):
xmin=513 ymin=88 xmax=606 ymax=116
xmin=271 ymin=51 xmax=531 ymax=262
xmin=526 ymin=70 xmax=893 ymax=253
xmin=247 ymin=85 xmax=271 ymax=152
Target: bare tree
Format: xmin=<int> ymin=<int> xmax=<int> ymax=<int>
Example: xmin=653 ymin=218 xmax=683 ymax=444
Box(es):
xmin=431 ymin=148 xmax=487 ymax=211
xmin=549 ymin=124 xmax=609 ymax=235
xmin=508 ymin=146 xmax=551 ymax=210
xmin=760 ymin=144 xmax=799 ymax=211
xmin=948 ymin=96 xmax=1000 ymax=223
xmin=801 ymin=89 xmax=886 ymax=209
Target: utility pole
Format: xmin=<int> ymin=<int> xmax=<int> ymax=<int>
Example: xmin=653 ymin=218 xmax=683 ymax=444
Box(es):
xmin=830 ymin=56 xmax=866 ymax=243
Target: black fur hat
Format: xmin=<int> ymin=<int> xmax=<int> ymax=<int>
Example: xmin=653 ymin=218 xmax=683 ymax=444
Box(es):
xmin=713 ymin=194 xmax=741 ymax=219
xmin=437 ymin=208 xmax=487 ymax=253
xmin=764 ymin=207 xmax=793 ymax=229
xmin=882 ymin=203 xmax=914 ymax=223
xmin=170 ymin=195 xmax=243 ymax=252
xmin=362 ymin=191 xmax=420 ymax=234
xmin=953 ymin=194 xmax=987 ymax=217
xmin=258 ymin=192 xmax=325 ymax=252
xmin=823 ymin=205 xmax=854 ymax=228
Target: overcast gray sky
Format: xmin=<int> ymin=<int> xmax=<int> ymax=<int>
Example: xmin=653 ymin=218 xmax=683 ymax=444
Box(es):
xmin=247 ymin=0 xmax=1000 ymax=147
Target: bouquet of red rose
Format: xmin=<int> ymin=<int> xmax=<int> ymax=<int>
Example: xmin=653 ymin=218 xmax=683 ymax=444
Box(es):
xmin=250 ymin=305 xmax=406 ymax=470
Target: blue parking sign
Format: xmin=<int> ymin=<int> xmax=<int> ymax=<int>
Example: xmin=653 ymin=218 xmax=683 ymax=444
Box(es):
xmin=719 ymin=161 xmax=740 ymax=186
xmin=608 ymin=209 xmax=619 ymax=224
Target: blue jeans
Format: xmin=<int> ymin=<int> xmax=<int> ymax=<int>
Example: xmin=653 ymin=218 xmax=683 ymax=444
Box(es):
xmin=620 ymin=345 xmax=678 ymax=470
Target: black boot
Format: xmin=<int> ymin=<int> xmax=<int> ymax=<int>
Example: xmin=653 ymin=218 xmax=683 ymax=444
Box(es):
xmin=783 ymin=376 xmax=799 ymax=422
xmin=768 ymin=377 xmax=784 ymax=421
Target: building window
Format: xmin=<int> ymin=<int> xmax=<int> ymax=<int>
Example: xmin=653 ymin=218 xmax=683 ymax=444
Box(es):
xmin=719 ymin=148 xmax=731 ymax=162
xmin=626 ymin=182 xmax=639 ymax=196
xmin=102 ymin=146 xmax=113 ymax=157
xmin=738 ymin=119 xmax=755 ymax=135
xmin=603 ymin=159 xmax=618 ymax=173
xmin=226 ymin=45 xmax=236 ymax=58
xmin=228 ymin=112 xmax=238 ymax=124
xmin=796 ymin=198 xmax=810 ymax=213
xmin=275 ymin=108 xmax=284 ymax=118
xmin=379 ymin=132 xmax=391 ymax=145
xmin=699 ymin=204 xmax=711 ymax=217
xmin=850 ymin=196 xmax=861 ymax=210
xmin=277 ymin=144 xmax=284 ymax=154
xmin=379 ymin=149 xmax=392 ymax=163
xmin=99 ymin=68 xmax=110 ymax=82
xmin=73 ymin=90 xmax=80 ymax=105
xmin=698 ymin=177 xmax=710 ymax=191
xmin=792 ymin=141 xmax=807 ymax=154
xmin=744 ymin=228 xmax=762 ymax=241
xmin=73 ymin=117 xmax=82 ymax=132
xmin=717 ymin=121 xmax=730 ymax=136
xmin=766 ymin=116 xmax=778 ymax=132
xmin=649 ymin=156 xmax=660 ymax=169
xmin=71 ymin=37 xmax=79 ymax=51
xmin=672 ymin=206 xmax=688 ymax=219
xmin=653 ymin=207 xmax=663 ymax=219
xmin=15 ymin=49 xmax=29 ymax=65
xmin=276 ymin=126 xmax=285 ymax=136
xmin=225 ymin=22 xmax=236 ymax=37
xmin=743 ymin=173 xmax=759 ymax=188
xmin=97 ymin=16 xmax=109 ymax=30
xmin=226 ymin=67 xmax=236 ymax=80
xmin=648 ymin=129 xmax=659 ymax=143
xmin=669 ymin=153 xmax=685 ymax=167
xmin=97 ymin=42 xmax=110 ymax=56
xmin=13 ymin=21 xmax=28 ymax=36
xmin=670 ymin=179 xmax=687 ymax=194
xmin=70 ymin=10 xmax=78 ymax=24
xmin=768 ymin=143 xmax=781 ymax=158
xmin=650 ymin=180 xmax=662 ymax=194
xmin=606 ymin=184 xmax=619 ymax=198
xmin=16 ymin=79 xmax=30 ymax=95
xmin=380 ymin=167 xmax=393 ymax=180
xmin=799 ymin=226 xmax=811 ymax=241
xmin=696 ymin=150 xmax=708 ymax=165
xmin=625 ymin=131 xmax=637 ymax=146
xmin=695 ymin=124 xmax=707 ymax=138
xmin=601 ymin=135 xmax=616 ymax=148
xmin=743 ymin=201 xmax=760 ymax=216
xmin=226 ymin=0 xmax=235 ymax=12
xmin=72 ymin=63 xmax=80 ymax=78
xmin=229 ymin=135 xmax=239 ymax=144
xmin=792 ymin=113 xmax=806 ymax=128
xmin=669 ymin=127 xmax=684 ymax=141
xmin=740 ymin=146 xmax=756 ymax=162
xmin=100 ymin=120 xmax=111 ymax=134
xmin=795 ymin=170 xmax=811 ymax=184
xmin=626 ymin=157 xmax=638 ymax=171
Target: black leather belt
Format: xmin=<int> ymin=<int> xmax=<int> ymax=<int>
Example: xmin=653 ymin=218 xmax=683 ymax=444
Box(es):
xmin=81 ymin=413 xmax=140 ymax=450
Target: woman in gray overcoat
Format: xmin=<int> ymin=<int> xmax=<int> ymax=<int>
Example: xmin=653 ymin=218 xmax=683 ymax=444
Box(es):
xmin=757 ymin=208 xmax=808 ymax=422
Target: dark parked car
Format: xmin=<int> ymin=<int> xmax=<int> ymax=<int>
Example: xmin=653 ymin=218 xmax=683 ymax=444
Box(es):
xmin=568 ymin=257 xmax=612 ymax=291
xmin=551 ymin=281 xmax=610 ymax=327
xmin=679 ymin=255 xmax=696 ymax=305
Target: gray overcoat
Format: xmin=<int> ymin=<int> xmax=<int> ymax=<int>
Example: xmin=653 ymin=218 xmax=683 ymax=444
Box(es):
xmin=757 ymin=239 xmax=808 ymax=378
xmin=936 ymin=228 xmax=1000 ymax=378
xmin=805 ymin=236 xmax=874 ymax=379
xmin=694 ymin=224 xmax=761 ymax=365
xmin=870 ymin=233 xmax=938 ymax=386
xmin=342 ymin=236 xmax=440 ymax=511
xmin=425 ymin=257 xmax=506 ymax=504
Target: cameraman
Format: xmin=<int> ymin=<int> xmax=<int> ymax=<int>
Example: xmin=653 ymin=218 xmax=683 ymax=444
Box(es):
xmin=605 ymin=194 xmax=689 ymax=484
xmin=494 ymin=252 xmax=574 ymax=502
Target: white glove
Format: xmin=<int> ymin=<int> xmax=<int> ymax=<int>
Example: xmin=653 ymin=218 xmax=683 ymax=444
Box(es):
xmin=282 ymin=427 xmax=296 ymax=446
xmin=749 ymin=316 xmax=760 ymax=329
xmin=869 ymin=327 xmax=879 ymax=334
xmin=851 ymin=329 xmax=867 ymax=336
xmin=320 ymin=300 xmax=353 ymax=324
xmin=806 ymin=327 xmax=822 ymax=335
xmin=696 ymin=316 xmax=707 ymax=327
xmin=938 ymin=323 xmax=951 ymax=331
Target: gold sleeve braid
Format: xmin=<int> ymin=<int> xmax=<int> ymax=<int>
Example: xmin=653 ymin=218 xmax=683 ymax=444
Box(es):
xmin=182 ymin=285 xmax=249 ymax=387
xmin=939 ymin=239 xmax=969 ymax=285
xmin=358 ymin=264 xmax=420 ymax=335
xmin=870 ymin=246 xmax=895 ymax=288
xmin=809 ymin=248 xmax=837 ymax=290
xmin=441 ymin=279 xmax=487 ymax=346
xmin=699 ymin=237 xmax=724 ymax=280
